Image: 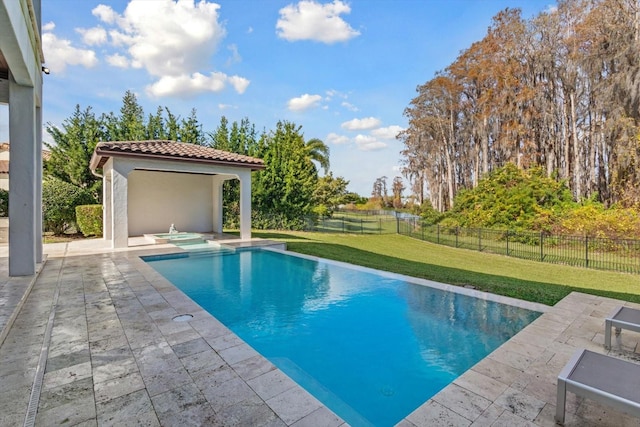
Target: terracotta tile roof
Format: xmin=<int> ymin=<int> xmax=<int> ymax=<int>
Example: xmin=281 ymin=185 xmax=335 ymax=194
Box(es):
xmin=0 ymin=143 xmax=50 ymax=168
xmin=90 ymin=140 xmax=265 ymax=171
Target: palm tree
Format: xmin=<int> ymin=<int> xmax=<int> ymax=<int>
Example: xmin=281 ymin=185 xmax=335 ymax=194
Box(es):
xmin=304 ymin=138 xmax=330 ymax=174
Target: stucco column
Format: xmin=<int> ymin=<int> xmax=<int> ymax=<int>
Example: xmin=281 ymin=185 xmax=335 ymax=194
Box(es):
xmin=211 ymin=176 xmax=224 ymax=234
xmin=111 ymin=162 xmax=131 ymax=248
xmin=239 ymin=170 xmax=252 ymax=241
xmin=8 ymin=73 xmax=36 ymax=276
xmin=103 ymin=165 xmax=112 ymax=244
xmin=35 ymin=105 xmax=43 ymax=263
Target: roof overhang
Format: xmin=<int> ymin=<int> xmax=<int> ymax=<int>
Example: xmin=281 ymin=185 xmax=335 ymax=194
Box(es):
xmin=90 ymin=140 xmax=266 ymax=173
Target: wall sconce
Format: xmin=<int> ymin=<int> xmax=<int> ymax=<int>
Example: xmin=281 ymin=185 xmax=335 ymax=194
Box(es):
xmin=42 ymin=66 xmax=50 ymax=75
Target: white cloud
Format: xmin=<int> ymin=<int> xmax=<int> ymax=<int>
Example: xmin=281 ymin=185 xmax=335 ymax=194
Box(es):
xmin=218 ymin=103 xmax=237 ymax=110
xmin=341 ymin=101 xmax=358 ymax=112
xmin=276 ymin=0 xmax=360 ymax=43
xmin=43 ymin=22 xmax=55 ymax=32
xmin=226 ymin=44 xmax=242 ymax=65
xmin=354 ymin=134 xmax=387 ymax=151
xmin=288 ymin=93 xmax=323 ymax=111
xmin=326 ymin=132 xmax=350 ymax=145
xmin=108 ymin=29 xmax=134 ymax=47
xmin=325 ymin=89 xmax=347 ymax=99
xmin=146 ymin=72 xmax=249 ymax=98
xmin=371 ymin=125 xmax=404 ymax=140
xmin=341 ymin=117 xmax=381 ymax=131
xmin=146 ymin=72 xmax=227 ymax=98
xmin=88 ymin=0 xmax=249 ymax=98
xmin=228 ymin=75 xmax=250 ymax=94
xmin=42 ymin=32 xmax=98 ymax=73
xmin=92 ymin=4 xmax=118 ymax=24
xmin=76 ymin=26 xmax=107 ymax=46
xmin=106 ymin=53 xmax=129 ymax=68
xmin=94 ymin=0 xmax=225 ymax=77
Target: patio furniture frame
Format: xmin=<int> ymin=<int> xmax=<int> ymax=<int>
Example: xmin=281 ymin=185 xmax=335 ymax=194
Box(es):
xmin=604 ymin=306 xmax=640 ymax=349
xmin=556 ymin=348 xmax=640 ymax=424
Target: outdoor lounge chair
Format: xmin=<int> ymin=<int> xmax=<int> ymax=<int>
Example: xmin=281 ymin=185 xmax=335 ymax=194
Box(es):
xmin=555 ymin=348 xmax=640 ymax=424
xmin=604 ymin=306 xmax=640 ymax=349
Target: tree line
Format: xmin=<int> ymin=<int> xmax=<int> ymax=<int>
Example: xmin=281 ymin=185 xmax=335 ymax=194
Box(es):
xmin=400 ymin=0 xmax=640 ymax=212
xmin=43 ymin=91 xmax=359 ymax=233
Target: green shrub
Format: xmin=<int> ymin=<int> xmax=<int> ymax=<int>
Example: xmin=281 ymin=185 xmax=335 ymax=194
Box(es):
xmin=76 ymin=204 xmax=103 ymax=237
xmin=312 ymin=204 xmax=331 ymax=218
xmin=251 ymin=211 xmax=307 ymax=230
xmin=0 ymin=189 xmax=7 ymax=217
xmin=43 ymin=177 xmax=95 ymax=235
xmin=560 ymin=202 xmax=640 ymax=238
xmin=448 ymin=163 xmax=575 ymax=231
xmin=419 ymin=200 xmax=443 ymax=224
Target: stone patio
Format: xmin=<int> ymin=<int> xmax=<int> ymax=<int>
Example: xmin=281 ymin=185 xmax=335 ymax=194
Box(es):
xmin=1 ymin=238 xmax=639 ymax=426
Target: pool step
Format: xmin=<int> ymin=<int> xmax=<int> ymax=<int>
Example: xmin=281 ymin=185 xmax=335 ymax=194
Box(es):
xmin=169 ymin=236 xmax=205 ymax=245
xmin=174 ymin=241 xmax=214 ymax=251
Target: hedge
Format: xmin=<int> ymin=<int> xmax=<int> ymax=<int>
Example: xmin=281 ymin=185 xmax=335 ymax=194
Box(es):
xmin=43 ymin=177 xmax=95 ymax=234
xmin=76 ymin=204 xmax=103 ymax=237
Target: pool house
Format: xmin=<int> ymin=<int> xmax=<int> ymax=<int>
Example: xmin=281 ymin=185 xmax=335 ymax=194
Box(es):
xmin=89 ymin=140 xmax=265 ymax=248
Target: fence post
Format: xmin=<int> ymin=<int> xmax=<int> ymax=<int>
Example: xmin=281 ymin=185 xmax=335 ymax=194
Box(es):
xmin=585 ymin=236 xmax=589 ymax=268
xmin=379 ymin=219 xmax=382 ymax=234
xmin=506 ymin=231 xmax=509 ymax=256
xmin=437 ymin=225 xmax=440 ymax=244
xmin=342 ymin=217 xmax=345 ymax=233
xmin=456 ymin=227 xmax=459 ymax=248
xmin=540 ymin=231 xmax=544 ymax=262
xmin=421 ymin=222 xmax=424 ymax=241
xmin=478 ymin=228 xmax=482 ymax=251
xmin=396 ymin=217 xmax=400 ymax=234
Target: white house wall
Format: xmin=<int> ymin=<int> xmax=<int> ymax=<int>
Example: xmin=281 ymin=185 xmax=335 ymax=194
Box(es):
xmin=128 ymin=170 xmax=214 ymax=236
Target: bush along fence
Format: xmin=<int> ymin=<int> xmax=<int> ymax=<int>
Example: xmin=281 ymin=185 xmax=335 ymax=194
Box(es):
xmin=397 ymin=218 xmax=640 ymax=274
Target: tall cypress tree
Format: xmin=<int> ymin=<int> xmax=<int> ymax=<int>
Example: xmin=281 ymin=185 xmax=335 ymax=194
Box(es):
xmin=252 ymin=121 xmax=318 ymax=226
xmin=44 ymin=105 xmax=105 ymax=199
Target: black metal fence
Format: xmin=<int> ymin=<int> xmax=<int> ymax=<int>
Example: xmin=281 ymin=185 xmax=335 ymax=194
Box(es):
xmin=303 ymin=213 xmax=397 ymax=234
xmin=301 ymin=210 xmax=640 ymax=273
xmin=397 ymin=218 xmax=640 ymax=274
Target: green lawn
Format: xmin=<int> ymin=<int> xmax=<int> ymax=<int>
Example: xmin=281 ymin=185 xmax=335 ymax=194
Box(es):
xmin=251 ymin=231 xmax=640 ymax=306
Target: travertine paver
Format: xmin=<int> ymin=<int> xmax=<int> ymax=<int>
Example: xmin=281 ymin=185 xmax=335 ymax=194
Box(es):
xmin=0 ymin=258 xmax=41 ymax=346
xmin=1 ymin=239 xmax=640 ymax=426
xmin=0 ymin=241 xmax=345 ymax=426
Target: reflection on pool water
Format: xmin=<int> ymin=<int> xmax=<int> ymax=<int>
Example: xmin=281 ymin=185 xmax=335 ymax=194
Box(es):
xmin=143 ymin=248 xmax=541 ymax=427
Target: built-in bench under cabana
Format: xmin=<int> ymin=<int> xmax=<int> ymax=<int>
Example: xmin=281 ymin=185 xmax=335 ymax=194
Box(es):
xmin=89 ymin=140 xmax=265 ymax=248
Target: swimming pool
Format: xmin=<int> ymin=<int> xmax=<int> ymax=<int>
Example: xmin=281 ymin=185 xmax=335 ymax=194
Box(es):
xmin=143 ymin=248 xmax=541 ymax=426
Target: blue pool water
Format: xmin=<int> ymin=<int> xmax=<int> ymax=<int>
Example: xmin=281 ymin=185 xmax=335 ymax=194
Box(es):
xmin=143 ymin=248 xmax=541 ymax=426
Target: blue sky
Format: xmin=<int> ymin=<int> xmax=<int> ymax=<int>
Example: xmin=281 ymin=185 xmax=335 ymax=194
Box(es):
xmin=3 ymin=0 xmax=555 ymax=196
